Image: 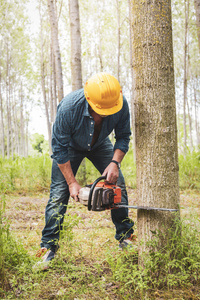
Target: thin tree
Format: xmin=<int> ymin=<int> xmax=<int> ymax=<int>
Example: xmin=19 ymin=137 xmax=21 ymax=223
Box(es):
xmin=130 ymin=0 xmax=180 ymax=257
xmin=194 ymin=76 xmax=200 ymax=145
xmin=0 ymin=57 xmax=5 ymax=158
xmin=6 ymin=43 xmax=10 ymax=159
xmin=128 ymin=0 xmax=136 ymax=162
xmin=183 ymin=0 xmax=189 ymax=154
xmin=116 ymin=0 xmax=121 ymax=81
xmin=194 ymin=0 xmax=200 ymax=52
xmin=39 ymin=3 xmax=52 ymax=153
xmin=20 ymin=83 xmax=25 ymax=157
xmin=68 ymin=0 xmax=86 ymax=184
xmin=47 ymin=0 xmax=64 ymax=102
xmin=68 ymin=0 xmax=82 ymax=91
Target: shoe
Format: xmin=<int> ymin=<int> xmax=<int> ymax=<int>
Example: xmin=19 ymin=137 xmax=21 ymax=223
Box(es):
xmin=33 ymin=247 xmax=55 ymax=271
xmin=119 ymin=234 xmax=137 ymax=250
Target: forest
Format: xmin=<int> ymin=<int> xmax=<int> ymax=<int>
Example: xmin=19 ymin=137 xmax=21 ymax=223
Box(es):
xmin=0 ymin=0 xmax=200 ymax=299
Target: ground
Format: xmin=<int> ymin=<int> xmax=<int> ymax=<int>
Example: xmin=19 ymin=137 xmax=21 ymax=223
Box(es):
xmin=3 ymin=189 xmax=200 ymax=299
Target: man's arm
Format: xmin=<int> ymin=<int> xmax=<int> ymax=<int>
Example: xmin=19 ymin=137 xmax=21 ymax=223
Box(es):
xmin=58 ymin=161 xmax=81 ymax=202
xmin=102 ymin=149 xmax=125 ymax=183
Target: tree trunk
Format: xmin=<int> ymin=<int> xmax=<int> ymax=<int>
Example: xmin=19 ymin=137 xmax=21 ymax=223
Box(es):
xmin=128 ymin=0 xmax=136 ymax=162
xmin=49 ymin=45 xmax=54 ymax=124
xmin=183 ymin=0 xmax=189 ymax=155
xmin=40 ymin=6 xmax=52 ymax=153
xmin=116 ymin=0 xmax=121 ymax=81
xmin=0 ymin=63 xmax=5 ymax=158
xmin=52 ymin=48 xmax=57 ymax=116
xmin=97 ymin=4 xmax=104 ymax=73
xmin=68 ymin=0 xmax=82 ymax=91
xmin=194 ymin=77 xmax=200 ymax=146
xmin=13 ymin=95 xmax=20 ymax=156
xmin=10 ymin=79 xmax=14 ymax=159
xmin=25 ymin=117 xmax=29 ymax=157
xmin=130 ymin=0 xmax=180 ymax=257
xmin=6 ymin=44 xmax=10 ymax=159
xmin=186 ymin=96 xmax=193 ymax=151
xmin=47 ymin=0 xmax=64 ymax=102
xmin=194 ymin=0 xmax=200 ymax=52
xmin=20 ymin=83 xmax=25 ymax=157
xmin=68 ymin=0 xmax=86 ymax=183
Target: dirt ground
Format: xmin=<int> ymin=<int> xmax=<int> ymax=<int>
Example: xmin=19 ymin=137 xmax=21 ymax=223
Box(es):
xmin=2 ymin=189 xmax=200 ymax=299
xmin=5 ymin=189 xmax=200 ymax=255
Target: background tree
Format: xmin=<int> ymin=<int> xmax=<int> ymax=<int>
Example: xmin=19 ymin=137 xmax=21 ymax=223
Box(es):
xmin=172 ymin=0 xmax=200 ymax=152
xmin=39 ymin=0 xmax=52 ymax=153
xmin=47 ymin=0 xmax=64 ymax=103
xmin=0 ymin=0 xmax=199 ymax=158
xmin=130 ymin=0 xmax=180 ymax=256
xmin=69 ymin=0 xmax=82 ymax=91
xmin=0 ymin=0 xmax=33 ymax=158
xmin=194 ymin=0 xmax=200 ymax=52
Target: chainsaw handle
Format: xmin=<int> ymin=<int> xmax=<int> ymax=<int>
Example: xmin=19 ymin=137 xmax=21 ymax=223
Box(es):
xmin=88 ymin=176 xmax=107 ymax=211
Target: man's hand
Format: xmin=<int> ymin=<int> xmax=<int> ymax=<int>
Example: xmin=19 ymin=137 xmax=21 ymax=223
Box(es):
xmin=68 ymin=181 xmax=82 ymax=202
xmin=102 ymin=162 xmax=119 ymax=184
xmin=102 ymin=149 xmax=125 ymax=183
xmin=58 ymin=161 xmax=81 ymax=202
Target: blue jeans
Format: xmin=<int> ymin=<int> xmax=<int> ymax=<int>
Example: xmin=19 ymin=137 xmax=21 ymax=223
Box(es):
xmin=41 ymin=138 xmax=134 ymax=251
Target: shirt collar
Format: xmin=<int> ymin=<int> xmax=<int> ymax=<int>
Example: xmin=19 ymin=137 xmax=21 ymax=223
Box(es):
xmin=83 ymin=99 xmax=90 ymax=117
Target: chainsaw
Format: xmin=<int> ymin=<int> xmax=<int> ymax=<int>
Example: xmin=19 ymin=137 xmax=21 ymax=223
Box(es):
xmin=78 ymin=176 xmax=178 ymax=212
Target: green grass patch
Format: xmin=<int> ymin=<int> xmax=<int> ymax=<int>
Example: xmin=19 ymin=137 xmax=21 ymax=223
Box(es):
xmin=179 ymin=150 xmax=200 ymax=189
xmin=106 ymin=214 xmax=200 ymax=299
xmin=0 ymin=148 xmax=199 ymax=194
xmin=1 ymin=198 xmax=200 ymax=299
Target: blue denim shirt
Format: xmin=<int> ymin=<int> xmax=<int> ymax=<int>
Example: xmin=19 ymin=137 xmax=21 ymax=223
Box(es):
xmin=51 ymin=88 xmax=131 ymax=164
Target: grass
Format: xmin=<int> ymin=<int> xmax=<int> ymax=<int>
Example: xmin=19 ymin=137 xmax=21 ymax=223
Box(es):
xmin=1 ymin=190 xmax=200 ymax=299
xmin=0 ymin=149 xmax=200 ymax=298
xmin=179 ymin=150 xmax=200 ymax=189
xmin=1 ymin=148 xmax=199 ymax=194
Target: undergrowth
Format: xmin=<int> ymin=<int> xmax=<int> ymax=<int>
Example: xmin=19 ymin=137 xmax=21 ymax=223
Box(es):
xmin=1 ymin=193 xmax=200 ymax=300
xmin=0 ymin=155 xmax=51 ymax=193
xmin=106 ymin=214 xmax=200 ymax=299
xmin=179 ymin=150 xmax=200 ymax=189
xmin=0 ymin=194 xmax=31 ymax=297
xmin=1 ymin=148 xmax=199 ymax=194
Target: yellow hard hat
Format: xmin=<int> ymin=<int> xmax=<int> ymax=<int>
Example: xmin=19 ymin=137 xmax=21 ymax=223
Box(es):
xmin=84 ymin=72 xmax=123 ymax=116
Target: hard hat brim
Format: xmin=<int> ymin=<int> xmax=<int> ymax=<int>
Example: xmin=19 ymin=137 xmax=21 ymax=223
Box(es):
xmin=86 ymin=92 xmax=123 ymax=116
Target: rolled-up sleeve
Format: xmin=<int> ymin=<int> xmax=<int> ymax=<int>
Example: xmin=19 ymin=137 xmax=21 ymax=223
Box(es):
xmin=51 ymin=106 xmax=72 ymax=164
xmin=113 ymin=98 xmax=131 ymax=154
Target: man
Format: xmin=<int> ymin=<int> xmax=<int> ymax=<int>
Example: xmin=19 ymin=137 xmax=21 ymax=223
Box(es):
xmin=36 ymin=72 xmax=134 ymax=267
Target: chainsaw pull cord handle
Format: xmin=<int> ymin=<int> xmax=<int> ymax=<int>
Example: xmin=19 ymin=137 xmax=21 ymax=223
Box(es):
xmin=88 ymin=175 xmax=107 ymax=211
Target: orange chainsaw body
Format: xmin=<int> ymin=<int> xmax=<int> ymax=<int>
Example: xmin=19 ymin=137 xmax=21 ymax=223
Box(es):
xmin=95 ymin=181 xmax=121 ymax=204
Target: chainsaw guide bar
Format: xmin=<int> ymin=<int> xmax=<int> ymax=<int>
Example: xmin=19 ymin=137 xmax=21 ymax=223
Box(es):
xmin=78 ymin=176 xmax=178 ymax=212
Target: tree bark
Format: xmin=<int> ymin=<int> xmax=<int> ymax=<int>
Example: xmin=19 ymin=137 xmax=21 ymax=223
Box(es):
xmin=0 ymin=62 xmax=5 ymax=158
xmin=194 ymin=0 xmax=200 ymax=52
xmin=186 ymin=96 xmax=193 ymax=151
xmin=130 ymin=0 xmax=180 ymax=257
xmin=13 ymin=94 xmax=20 ymax=156
xmin=20 ymin=83 xmax=25 ymax=157
xmin=116 ymin=0 xmax=121 ymax=81
xmin=6 ymin=43 xmax=10 ymax=159
xmin=52 ymin=50 xmax=57 ymax=116
xmin=194 ymin=77 xmax=200 ymax=146
xmin=183 ymin=0 xmax=189 ymax=155
xmin=10 ymin=78 xmax=13 ymax=159
xmin=47 ymin=0 xmax=64 ymax=102
xmin=68 ymin=0 xmax=86 ymax=183
xmin=40 ymin=6 xmax=52 ymax=153
xmin=128 ymin=0 xmax=136 ymax=162
xmin=68 ymin=0 xmax=82 ymax=91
